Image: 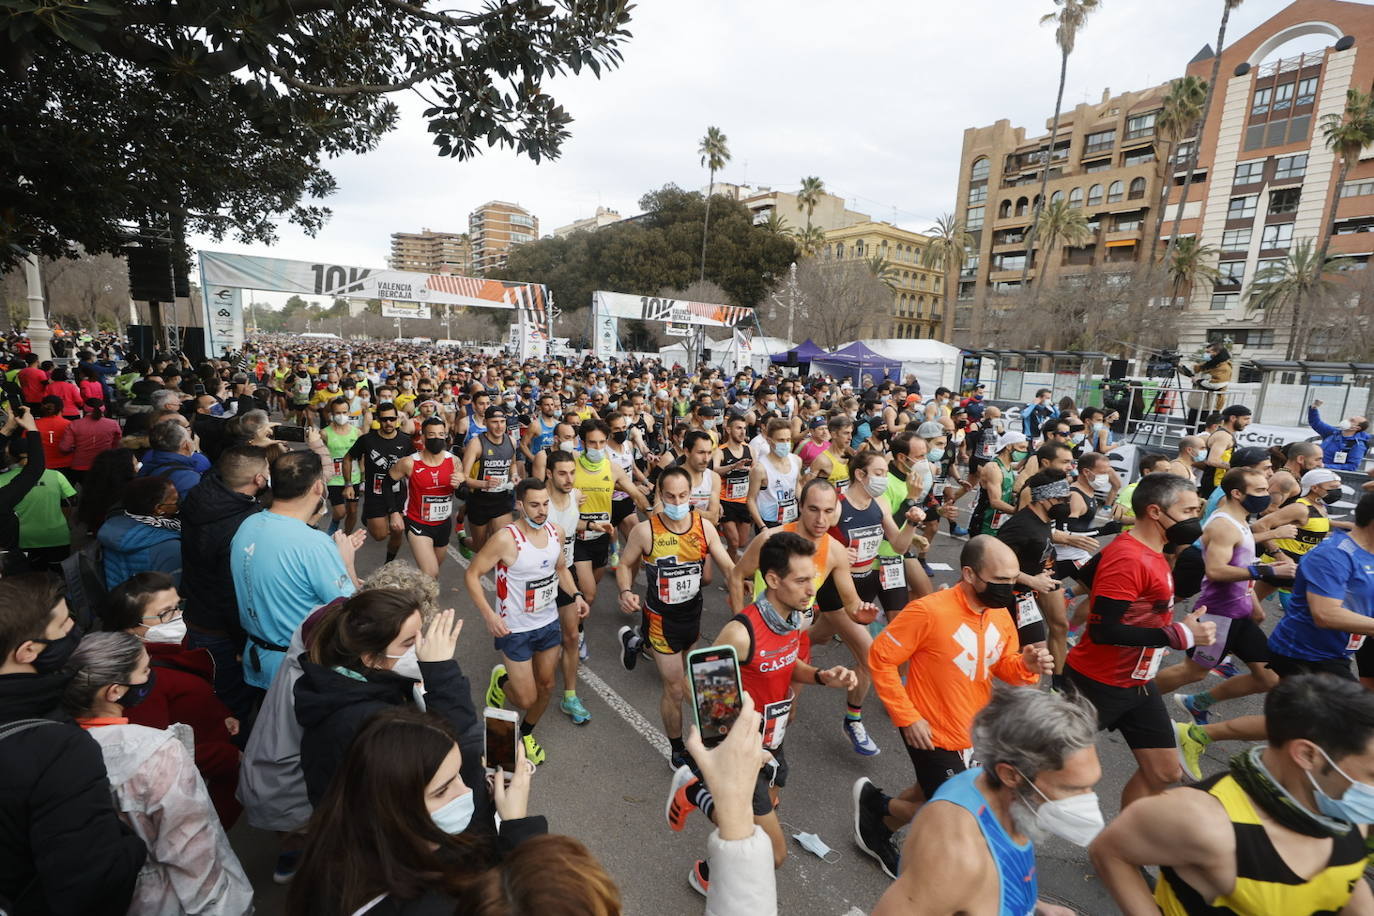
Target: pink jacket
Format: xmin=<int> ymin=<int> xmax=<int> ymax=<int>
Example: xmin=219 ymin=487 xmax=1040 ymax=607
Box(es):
xmin=60 ymin=415 xmax=123 ymax=470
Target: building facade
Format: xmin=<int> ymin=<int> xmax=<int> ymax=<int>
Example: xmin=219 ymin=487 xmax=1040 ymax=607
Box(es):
xmin=551 ymin=206 xmax=623 ymax=238
xmin=468 ymin=201 xmax=539 ymax=273
xmin=952 ymin=84 xmax=1172 ymax=347
xmin=740 ymin=187 xmax=870 ymax=234
xmin=388 ymin=228 xmax=472 ymax=274
xmin=820 ymin=221 xmax=944 ymax=339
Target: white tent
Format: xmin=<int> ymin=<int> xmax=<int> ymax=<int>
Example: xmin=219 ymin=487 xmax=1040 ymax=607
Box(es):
xmin=857 ymin=339 xmax=961 ymax=393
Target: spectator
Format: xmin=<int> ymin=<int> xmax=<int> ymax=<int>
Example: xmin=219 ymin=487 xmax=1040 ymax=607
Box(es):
xmin=191 ymin=394 xmax=229 ymax=463
xmin=0 ymin=574 xmax=146 ymax=914
xmin=16 ymin=352 xmax=47 ymax=411
xmin=77 ymin=364 xmax=107 ymax=404
xmin=231 ymin=449 xmax=360 ymax=691
xmin=1 ymin=434 xmax=75 ymax=572
xmin=138 ymin=418 xmax=206 ymax=497
xmin=0 ymin=409 xmax=43 ymax=553
xmin=287 ymin=706 xmax=545 ymax=916
xmin=1307 ymin=400 xmax=1370 ymax=472
xmin=464 ymin=836 xmax=622 ymax=916
xmin=77 ymin=447 xmax=137 ymax=537
xmin=97 ymin=475 xmax=183 ymax=589
xmin=31 ymin=396 xmax=73 ymax=479
xmin=62 ymin=631 xmax=253 ymax=915
xmin=101 ymin=572 xmax=242 ymax=827
xmin=59 ymin=399 xmax=123 ymax=485
xmin=45 ymin=367 xmax=83 ymax=419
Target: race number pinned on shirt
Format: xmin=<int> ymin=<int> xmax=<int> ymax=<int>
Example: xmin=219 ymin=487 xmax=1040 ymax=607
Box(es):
xmin=372 ymin=475 xmax=384 ymax=495
xmin=421 ymin=494 xmax=452 ymax=522
xmin=1015 ymin=592 xmax=1043 ymax=626
xmin=850 ymin=524 xmax=883 ymax=568
xmin=656 ymin=560 xmax=703 ymax=605
xmin=333 ymin=458 xmax=344 ymax=479
xmin=727 ymin=477 xmax=749 ymax=500
xmin=525 ymin=573 xmax=558 ymax=613
xmin=578 ymin=511 xmax=610 ymax=540
xmin=1348 ymin=634 xmax=1366 ymax=652
xmin=1131 ymin=647 xmax=1164 ymax=681
xmin=778 ymin=494 xmax=798 ymax=524
xmin=762 ymin=695 xmax=794 ymax=750
xmin=878 ymin=555 xmax=906 ymax=592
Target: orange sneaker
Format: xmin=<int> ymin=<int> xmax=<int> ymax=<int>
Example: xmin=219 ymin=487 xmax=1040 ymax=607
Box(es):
xmin=666 ymin=764 xmax=699 ymax=832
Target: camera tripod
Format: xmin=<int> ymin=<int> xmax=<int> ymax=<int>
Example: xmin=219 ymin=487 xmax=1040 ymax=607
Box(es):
xmin=1127 ymin=369 xmax=1197 ymax=450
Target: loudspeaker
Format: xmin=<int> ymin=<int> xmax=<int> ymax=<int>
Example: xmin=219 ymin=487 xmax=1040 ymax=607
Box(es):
xmin=1107 ymin=359 xmax=1129 ymax=380
xmin=702 ymin=348 xmax=713 ymax=361
xmin=127 ymin=324 xmax=155 ymax=363
xmin=177 ymin=327 xmax=206 ymax=364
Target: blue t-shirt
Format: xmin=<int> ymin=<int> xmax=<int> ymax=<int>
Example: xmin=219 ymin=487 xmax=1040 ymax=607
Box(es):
xmin=1269 ymin=531 xmax=1374 ymax=662
xmin=231 ymin=510 xmax=355 ymax=688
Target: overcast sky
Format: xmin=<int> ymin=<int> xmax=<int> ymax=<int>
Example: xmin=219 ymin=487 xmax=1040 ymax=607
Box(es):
xmin=192 ymin=0 xmax=1349 ymax=303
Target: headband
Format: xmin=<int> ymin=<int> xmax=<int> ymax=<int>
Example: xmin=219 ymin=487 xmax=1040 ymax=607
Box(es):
xmin=1030 ymin=479 xmax=1072 ymax=503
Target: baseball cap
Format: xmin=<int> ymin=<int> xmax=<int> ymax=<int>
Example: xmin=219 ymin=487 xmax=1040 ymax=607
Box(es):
xmin=916 ymin=421 xmax=945 ymax=439
xmin=698 ymin=405 xmax=718 ymax=418
xmin=1229 ymin=446 xmax=1270 ymax=468
xmin=996 ymin=431 xmax=1028 ymax=452
xmin=1300 ymin=468 xmax=1342 ymax=494
xmin=484 ymin=405 xmax=507 ymax=420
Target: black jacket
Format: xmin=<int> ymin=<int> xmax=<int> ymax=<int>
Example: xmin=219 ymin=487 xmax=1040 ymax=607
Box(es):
xmin=0 ymin=670 xmax=146 ymax=915
xmin=179 ymin=469 xmax=261 ymax=638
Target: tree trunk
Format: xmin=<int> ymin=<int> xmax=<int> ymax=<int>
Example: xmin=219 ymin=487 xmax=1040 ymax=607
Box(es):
xmin=943 ymin=261 xmax=955 ymax=343
xmin=1315 ymin=157 xmax=1350 ymax=272
xmin=1164 ymin=3 xmax=1231 ymax=276
xmin=1286 ymin=298 xmax=1304 ymax=360
xmin=699 ymin=171 xmax=715 ymax=285
xmin=1148 ymin=138 xmax=1176 ymax=267
xmin=1020 ymin=46 xmax=1070 ymax=291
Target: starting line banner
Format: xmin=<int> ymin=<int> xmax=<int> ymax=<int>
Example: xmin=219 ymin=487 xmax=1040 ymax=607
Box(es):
xmin=591 ymin=290 xmax=754 ymax=360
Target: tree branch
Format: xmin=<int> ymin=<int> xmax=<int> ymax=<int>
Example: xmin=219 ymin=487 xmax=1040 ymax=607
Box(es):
xmin=260 ymin=56 xmax=458 ymax=95
xmin=377 ymin=0 xmax=516 ymax=29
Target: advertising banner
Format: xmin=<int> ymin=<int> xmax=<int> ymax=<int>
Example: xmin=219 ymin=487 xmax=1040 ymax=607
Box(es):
xmin=1234 ymin=423 xmax=1317 ymax=450
xmin=381 ymin=300 xmax=432 ymax=320
xmin=203 ymin=285 xmax=244 ymax=355
xmin=592 ymin=293 xmax=618 ymax=360
xmin=593 ymin=290 xmax=753 ymax=328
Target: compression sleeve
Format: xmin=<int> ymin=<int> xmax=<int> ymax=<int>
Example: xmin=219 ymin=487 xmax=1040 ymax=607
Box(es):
xmin=1086 ymin=595 xmax=1190 ymax=650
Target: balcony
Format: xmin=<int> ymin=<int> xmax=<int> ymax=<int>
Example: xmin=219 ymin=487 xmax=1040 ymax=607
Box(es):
xmin=988 ymin=267 xmax=1030 ymax=282
xmin=1105 ymin=226 xmax=1143 ymax=245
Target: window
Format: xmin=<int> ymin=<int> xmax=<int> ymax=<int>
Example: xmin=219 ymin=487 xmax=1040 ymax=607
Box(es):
xmin=994 ymin=253 xmax=1027 ymax=271
xmin=965 ymin=206 xmax=984 ymax=230
xmin=1125 ymin=112 xmax=1157 ymax=140
xmin=1215 ymin=328 xmax=1275 ymax=348
xmin=1123 ymin=148 xmax=1155 ymax=167
xmin=1086 ymin=184 xmax=1103 ymax=207
xmin=1234 ymin=161 xmax=1264 ymax=186
xmin=855 ymin=240 xmax=865 ymax=256
xmin=1269 ymin=187 xmax=1301 ymax=214
xmin=970 ymin=158 xmax=990 ymax=182
xmin=1261 ymin=223 xmax=1294 ymax=249
xmin=510 ymin=214 xmax=535 ymax=228
xmin=1273 ymin=82 xmax=1295 ymax=112
xmin=968 ymin=184 xmax=988 ymax=204
xmin=1210 ymin=293 xmax=1238 ymax=311
xmin=1114 ymin=214 xmax=1143 ymax=232
xmin=1084 ymin=129 xmax=1116 ymax=154
xmin=1252 ymin=87 xmax=1272 ymax=116
xmin=1341 ymin=179 xmax=1374 ymax=198
xmin=1068 ymin=187 xmax=1084 ymax=208
xmin=1050 ymin=190 xmax=1065 ymax=204
xmin=1221 ymin=227 xmax=1252 ymax=250
xmin=1106 ymin=180 xmax=1124 ymax=203
xmin=998 ymin=199 xmax=1012 ymax=219
xmin=1084 ymin=158 xmax=1113 ymax=173
xmin=1255 ymin=257 xmax=1287 ymax=283
xmin=1172 ymin=140 xmax=1196 ymax=168
xmin=958 ymin=282 xmax=975 ymax=301
xmin=1217 ymin=261 xmax=1246 ymax=284
xmin=1228 ymin=195 xmax=1258 ymax=219
xmin=1245 ymin=115 xmax=1312 ymax=151
xmin=1274 ymin=154 xmax=1307 ymax=181
xmin=1015 ymin=196 xmax=1029 ymax=216
xmin=510 ymin=231 xmax=533 ymax=243
xmin=1297 ymin=77 xmax=1318 ymax=107
xmin=1128 ymin=177 xmax=1147 ymax=199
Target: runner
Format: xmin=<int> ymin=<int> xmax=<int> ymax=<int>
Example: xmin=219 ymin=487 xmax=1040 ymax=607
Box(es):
xmin=466 ymin=478 xmax=589 ymax=766
xmin=343 ymin=401 xmax=411 ymax=564
xmin=519 ymin=391 xmax=560 ymax=472
xmin=615 ymin=466 xmax=739 ymax=770
xmin=995 ymin=470 xmax=1071 ymax=654
xmin=679 ymin=430 xmax=721 ymax=526
xmin=1200 ymin=404 xmax=1252 ymax=499
xmin=877 ymin=431 xmax=936 ymax=610
xmin=968 ymin=431 xmax=1025 ymax=537
xmin=1254 ymin=468 xmax=1343 ymax=612
xmin=713 ymin=413 xmax=755 ymax=561
xmin=807 ymin=415 xmax=853 ymax=496
xmin=322 ymin=397 xmax=362 ymax=536
xmin=607 ymin=411 xmax=650 ymax=541
xmin=389 ymin=416 xmax=461 ymax=578
xmin=666 ymin=531 xmax=858 ymax=894
xmin=1267 ymin=441 xmax=1324 ymax=508
xmin=747 ymin=418 xmax=802 ymax=530
xmin=857 ymin=536 xmax=1052 ymax=878
xmin=461 ymin=404 xmax=520 ymax=552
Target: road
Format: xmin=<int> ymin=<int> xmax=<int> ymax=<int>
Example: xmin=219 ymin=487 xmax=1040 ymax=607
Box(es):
xmin=230 ymin=517 xmax=1268 ymax=915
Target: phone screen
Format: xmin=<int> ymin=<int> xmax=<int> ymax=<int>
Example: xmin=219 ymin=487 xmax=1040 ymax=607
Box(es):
xmin=689 ymin=648 xmax=743 ymax=747
xmin=274 ymin=424 xmax=307 ymax=442
xmin=484 ymin=712 xmax=518 ymax=773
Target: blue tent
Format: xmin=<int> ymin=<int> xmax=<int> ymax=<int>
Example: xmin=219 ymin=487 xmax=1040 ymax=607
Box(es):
xmin=811 ymin=341 xmax=902 ymax=385
xmin=770 ymin=338 xmax=826 ymax=365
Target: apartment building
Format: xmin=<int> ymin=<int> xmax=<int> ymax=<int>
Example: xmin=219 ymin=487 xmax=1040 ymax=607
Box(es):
xmin=551 ymin=206 xmax=623 ymax=238
xmin=820 ymin=221 xmax=945 ymax=340
xmin=468 ymin=201 xmax=539 ymax=273
xmin=740 ymin=187 xmax=870 ymax=234
xmin=952 ymin=83 xmax=1172 ymax=346
xmin=388 ymin=228 xmax=472 ymax=274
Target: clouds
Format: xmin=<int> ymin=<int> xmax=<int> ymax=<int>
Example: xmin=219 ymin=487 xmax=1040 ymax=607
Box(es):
xmin=190 ymin=0 xmax=1314 ymax=279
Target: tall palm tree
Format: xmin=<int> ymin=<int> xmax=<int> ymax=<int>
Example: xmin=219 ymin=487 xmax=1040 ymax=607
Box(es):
xmin=922 ymin=213 xmax=974 ymax=342
xmin=1316 ymin=87 xmax=1374 ymax=270
xmin=796 ymin=225 xmax=827 ymax=258
xmin=761 ymin=210 xmax=794 ymax=239
xmin=797 ymin=176 xmax=825 ymax=233
xmin=865 ymin=254 xmax=899 ymax=292
xmin=1166 ymin=236 xmax=1222 ymax=304
xmin=1031 ymin=198 xmax=1091 ymax=300
xmin=1020 ymin=0 xmax=1102 ymax=289
xmin=1247 ymin=239 xmax=1339 ymax=359
xmin=1165 ymin=0 xmax=1246 ymax=270
xmin=697 ymin=126 xmax=731 ymax=284
xmin=1149 ymin=75 xmax=1209 ymax=266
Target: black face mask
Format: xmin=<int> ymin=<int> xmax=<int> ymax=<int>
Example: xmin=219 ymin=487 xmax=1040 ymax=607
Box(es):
xmin=1163 ymin=512 xmax=1203 ymax=546
xmin=424 ymin=437 xmax=447 ymax=455
xmin=115 ymin=671 xmax=157 ymax=710
xmin=612 ymin=430 xmax=628 ymax=444
xmin=1322 ymin=489 xmax=1344 ymax=505
xmin=1240 ymin=493 xmax=1272 ymax=515
xmin=32 ymin=623 xmax=83 ymax=674
xmin=971 ymin=575 xmax=1016 ymax=609
xmin=1047 ymin=502 xmax=1072 ymax=523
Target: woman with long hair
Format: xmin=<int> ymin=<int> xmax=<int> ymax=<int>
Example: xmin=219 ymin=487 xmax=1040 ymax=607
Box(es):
xmin=287 ymin=706 xmax=544 ymax=916
xmin=76 ymin=447 xmax=137 ymax=536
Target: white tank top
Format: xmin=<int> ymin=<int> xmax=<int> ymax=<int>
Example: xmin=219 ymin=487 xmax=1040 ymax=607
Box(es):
xmin=495 ymin=522 xmax=562 ymax=634
xmin=759 ymin=454 xmax=802 ymax=523
xmin=546 ymin=489 xmax=580 ymax=567
xmin=609 ymin=440 xmax=636 ymax=500
xmin=689 ymin=467 xmax=718 ymax=511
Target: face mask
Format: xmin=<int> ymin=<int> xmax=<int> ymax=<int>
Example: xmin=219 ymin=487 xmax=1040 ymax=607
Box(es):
xmin=972 ymin=577 xmax=1015 ymax=609
xmin=1047 ymin=502 xmax=1072 ymax=523
xmin=584 ymin=447 xmax=606 ymax=463
xmin=143 ymin=617 xmax=187 ymax=645
xmin=1193 ymin=448 xmax=1209 ymax=463
xmin=1163 ymin=513 xmax=1203 ymax=546
xmin=1322 ymin=489 xmax=1344 ymax=505
xmin=1021 ymin=778 xmax=1105 ymax=846
xmin=793 ymin=830 xmax=840 ymax=863
xmin=612 ymin=430 xmax=628 ymax=444
xmin=327 ymin=384 xmax=339 ymax=391
xmin=702 ymin=419 xmax=716 ymax=430
xmin=1308 ymin=747 xmax=1374 ymax=824
xmin=32 ymin=623 xmax=83 ymax=674
xmin=558 ymin=440 xmax=577 ymax=452
xmin=430 ymin=790 xmax=476 ymax=835
xmin=424 ymin=437 xmax=447 ymax=455
xmin=1012 ymin=449 xmax=1028 ymax=462
xmin=1070 ymin=433 xmax=1086 ymax=445
xmin=209 ymin=403 xmax=225 ymax=417
xmin=766 ymin=401 xmax=777 ymax=411
xmin=864 ymin=474 xmax=888 ymax=497
xmin=386 ymin=645 xmax=421 ymax=679
xmin=773 ymin=442 xmax=792 ymax=457
xmin=1090 ymin=476 xmax=1111 ymax=494
xmin=662 ymin=501 xmax=691 ymax=521
xmin=737 ymin=398 xmax=753 ymax=409
xmin=1241 ymin=493 xmax=1272 ymax=515
xmin=928 ymin=447 xmax=945 ymax=463
xmin=115 ymin=671 xmax=157 ymax=710
xmin=332 ymin=414 xmax=349 ymax=426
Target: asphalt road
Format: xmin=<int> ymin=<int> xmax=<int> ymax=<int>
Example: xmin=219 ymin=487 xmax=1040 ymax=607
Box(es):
xmin=230 ymin=511 xmax=1272 ymax=916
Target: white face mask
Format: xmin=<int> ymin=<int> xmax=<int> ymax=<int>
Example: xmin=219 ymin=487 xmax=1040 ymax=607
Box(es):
xmin=388 ymin=645 xmax=421 ymax=679
xmin=143 ymin=617 xmax=187 ymax=645
xmin=1019 ymin=775 xmax=1105 ymax=846
xmin=1090 ymin=476 xmax=1111 ymax=494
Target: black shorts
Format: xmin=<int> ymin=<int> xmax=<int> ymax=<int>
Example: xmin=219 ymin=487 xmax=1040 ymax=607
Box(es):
xmin=573 ymin=535 xmax=610 ymax=566
xmin=1053 ymin=558 xmax=1089 ymax=584
xmin=1065 ymin=665 xmax=1176 ymax=750
xmin=405 ymin=516 xmax=452 ymax=548
xmin=611 ymin=497 xmax=637 ymax=527
xmin=1266 ymin=651 xmax=1356 ymax=681
xmin=467 ymin=492 xmax=515 ymax=526
xmin=363 ymin=489 xmax=398 ymax=520
xmin=327 ymin=483 xmax=360 ymax=506
xmin=816 ymin=568 xmax=881 ymax=614
xmin=721 ymin=501 xmax=752 ymax=525
xmin=1359 ymin=640 xmax=1374 ymax=679
xmin=1187 ymin=615 xmax=1269 ymax=670
xmin=876 ymin=557 xmax=911 ymax=614
xmin=904 ymin=745 xmax=970 ymax=799
xmin=642 ymin=600 xmax=703 ymax=655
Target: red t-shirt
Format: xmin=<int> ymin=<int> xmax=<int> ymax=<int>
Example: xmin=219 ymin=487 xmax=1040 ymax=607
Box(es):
xmin=17 ymin=366 xmax=47 ymax=402
xmin=1067 ymin=532 xmax=1176 ymax=687
xmin=33 ymin=415 xmax=72 ymax=469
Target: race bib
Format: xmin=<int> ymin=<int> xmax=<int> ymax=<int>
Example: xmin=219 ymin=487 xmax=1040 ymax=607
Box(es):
xmin=562 ymin=536 xmax=575 ymax=567
xmin=372 ymin=475 xmax=384 ymax=495
xmin=761 ymin=695 xmax=794 ymax=750
xmin=778 ymin=495 xmax=798 ymax=524
xmin=656 ymin=561 xmax=703 ymax=605
xmin=878 ymin=555 xmax=906 ymax=592
xmin=421 ymin=494 xmax=452 ymax=522
xmin=1348 ymin=633 xmax=1366 ymax=652
xmin=851 ymin=525 xmax=883 ymax=567
xmin=525 ymin=573 xmax=557 ymax=613
xmin=690 ymin=493 xmax=710 ymax=510
xmin=991 ymin=511 xmax=1008 ymax=531
xmin=835 ymin=478 xmax=850 ymax=496
xmin=578 ymin=511 xmax=609 ymax=539
xmin=1131 ymin=647 xmax=1164 ymax=681
xmin=486 ymin=472 xmax=509 ymax=489
xmin=727 ymin=478 xmax=749 ymax=500
xmin=333 ymin=458 xmax=344 ymax=478
xmin=1015 ymin=592 xmax=1043 ymax=626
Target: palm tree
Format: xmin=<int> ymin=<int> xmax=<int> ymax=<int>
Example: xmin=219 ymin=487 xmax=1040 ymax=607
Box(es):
xmin=1149 ymin=76 xmax=1209 ymax=266
xmin=796 ymin=225 xmax=828 ymax=258
xmin=697 ymin=126 xmax=731 ymax=284
xmin=1031 ymin=198 xmax=1091 ymax=299
xmin=1165 ymin=0 xmax=1246 ymax=270
xmin=1247 ymin=239 xmax=1340 ymax=359
xmin=1166 ymin=236 xmax=1222 ymax=305
xmin=761 ymin=210 xmax=794 ymax=238
xmin=1316 ymin=87 xmax=1374 ymax=270
xmin=922 ymin=213 xmax=974 ymax=342
xmin=865 ymin=254 xmax=899 ymax=292
xmin=797 ymin=176 xmax=825 ymax=233
xmin=1020 ymin=0 xmax=1102 ymax=289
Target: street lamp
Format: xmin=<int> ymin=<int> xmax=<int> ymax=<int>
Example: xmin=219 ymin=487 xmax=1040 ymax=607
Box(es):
xmin=768 ymin=261 xmax=806 ymax=344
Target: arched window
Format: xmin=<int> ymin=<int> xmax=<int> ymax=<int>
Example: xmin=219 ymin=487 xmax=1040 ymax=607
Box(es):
xmin=1087 ymin=184 xmax=1103 ymax=207
xmin=1107 ymin=180 xmax=1124 ymax=203
xmin=970 ymin=157 xmax=990 ymax=182
xmin=1050 ymin=190 xmax=1065 ymax=205
xmin=835 ymin=242 xmax=844 ymax=259
xmin=1015 ymin=197 xmax=1029 ymax=216
xmin=855 ymin=240 xmax=865 ymax=256
xmin=1129 ymin=177 xmax=1147 ymax=199
xmin=1068 ymin=187 xmax=1084 ymax=208
xmin=999 ymin=199 xmax=1012 ymax=219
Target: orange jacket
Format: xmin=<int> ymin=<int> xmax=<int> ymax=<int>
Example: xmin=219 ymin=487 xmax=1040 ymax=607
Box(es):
xmin=869 ymin=584 xmax=1038 ymax=751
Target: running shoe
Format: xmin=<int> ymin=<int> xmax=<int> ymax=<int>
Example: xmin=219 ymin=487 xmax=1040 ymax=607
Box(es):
xmin=666 ymin=764 xmax=699 ymax=831
xmin=485 ymin=664 xmax=507 ymax=709
xmin=688 ymin=860 xmax=710 ymax=897
xmin=560 ymin=693 xmax=591 ymax=724
xmin=578 ymin=628 xmax=589 ymax=661
xmin=522 ymin=733 xmax=546 ymax=766
xmin=618 ymin=625 xmax=641 ymax=672
xmin=844 ymin=718 xmax=881 ymax=756
xmin=669 ymin=747 xmax=693 ymax=772
xmin=1174 ymin=692 xmax=1210 ymax=726
xmin=457 ymin=532 xmax=475 ymax=560
xmin=951 ymin=524 xmax=970 ymax=537
xmin=1211 ymin=657 xmax=1242 ymax=679
xmin=852 ymin=778 xmax=900 ymax=880
xmin=1174 ymin=721 xmax=1206 ymax=782
xmin=272 ymin=849 xmax=302 ymax=885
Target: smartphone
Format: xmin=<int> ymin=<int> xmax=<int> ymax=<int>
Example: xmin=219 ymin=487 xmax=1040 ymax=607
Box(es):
xmin=687 ymin=645 xmax=744 ymax=748
xmin=484 ymin=707 xmax=519 ymax=775
xmin=274 ymin=424 xmax=307 ymax=442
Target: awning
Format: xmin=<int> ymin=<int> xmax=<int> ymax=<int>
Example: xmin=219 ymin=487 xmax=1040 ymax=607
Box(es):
xmin=1105 ymin=239 xmax=1137 ymax=248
